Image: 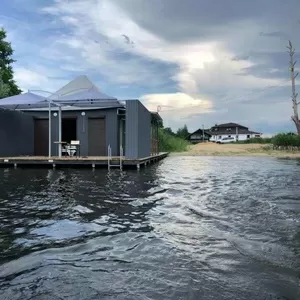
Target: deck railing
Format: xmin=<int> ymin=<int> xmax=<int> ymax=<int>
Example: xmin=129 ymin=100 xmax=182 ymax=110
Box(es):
xmin=107 ymin=145 xmax=123 ymax=170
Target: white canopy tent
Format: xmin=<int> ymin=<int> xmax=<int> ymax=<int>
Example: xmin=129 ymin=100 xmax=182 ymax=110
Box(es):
xmin=0 ymin=91 xmax=61 ymax=157
xmin=47 ymin=76 xmax=122 ymax=158
xmin=0 ymin=92 xmax=46 ymax=109
xmin=55 ymin=75 xmax=98 ymax=97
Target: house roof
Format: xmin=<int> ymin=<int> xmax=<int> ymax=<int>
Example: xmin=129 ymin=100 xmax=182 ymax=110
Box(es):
xmin=208 ymin=129 xmax=261 ymax=135
xmin=150 ymin=111 xmax=163 ymax=122
xmin=187 ymin=128 xmax=212 ymax=139
xmin=212 ymin=122 xmax=247 ymax=128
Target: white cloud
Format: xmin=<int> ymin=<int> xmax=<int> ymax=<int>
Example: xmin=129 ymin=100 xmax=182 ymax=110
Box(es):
xmin=141 ymin=92 xmax=215 ymax=129
xmin=14 ymin=67 xmax=66 ymax=93
xmin=14 ymin=68 xmax=48 ymax=91
xmin=141 ymin=92 xmax=213 ymax=113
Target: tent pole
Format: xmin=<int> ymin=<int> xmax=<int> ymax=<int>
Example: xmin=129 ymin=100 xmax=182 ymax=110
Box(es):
xmin=58 ymin=105 xmax=62 ymax=158
xmin=48 ymin=101 xmax=52 ymax=157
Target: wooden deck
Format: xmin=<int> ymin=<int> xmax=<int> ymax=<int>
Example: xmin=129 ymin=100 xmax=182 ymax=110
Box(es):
xmin=0 ymin=152 xmax=169 ymax=169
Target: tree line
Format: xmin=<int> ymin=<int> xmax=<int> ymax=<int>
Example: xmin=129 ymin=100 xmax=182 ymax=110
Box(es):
xmin=163 ymin=124 xmax=190 ymax=140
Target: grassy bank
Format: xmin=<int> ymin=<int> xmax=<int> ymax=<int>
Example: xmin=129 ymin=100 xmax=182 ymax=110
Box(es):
xmin=235 ymin=137 xmax=273 ymax=144
xmin=170 ymin=142 xmax=300 ymax=158
xmin=158 ymin=128 xmax=190 ymax=152
xmin=158 ymin=130 xmax=300 ymax=156
xmin=236 ymin=133 xmax=300 ymax=149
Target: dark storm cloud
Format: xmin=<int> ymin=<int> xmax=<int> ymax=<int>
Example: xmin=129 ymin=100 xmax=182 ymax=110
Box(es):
xmin=113 ymin=0 xmax=299 ymax=43
xmin=232 ymin=55 xmax=250 ymax=61
xmin=238 ymin=86 xmax=292 ymax=105
xmin=209 ymin=85 xmax=293 ymax=106
xmin=249 ymin=121 xmax=294 ymax=133
xmin=111 ymin=0 xmax=300 ymax=134
xmin=237 ymin=51 xmax=300 ymax=80
xmin=40 ymin=0 xmax=300 ymax=135
xmin=259 ymin=31 xmax=288 ymax=38
xmin=236 ymin=63 xmax=287 ymax=80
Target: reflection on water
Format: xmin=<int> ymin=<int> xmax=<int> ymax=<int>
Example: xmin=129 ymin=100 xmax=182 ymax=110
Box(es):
xmin=0 ymin=156 xmax=300 ymax=299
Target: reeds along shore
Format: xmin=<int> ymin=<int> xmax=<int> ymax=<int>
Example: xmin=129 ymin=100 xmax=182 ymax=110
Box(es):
xmin=158 ymin=129 xmax=190 ymax=152
xmin=170 ymin=142 xmax=300 ymax=158
xmin=158 ymin=128 xmax=300 ymax=158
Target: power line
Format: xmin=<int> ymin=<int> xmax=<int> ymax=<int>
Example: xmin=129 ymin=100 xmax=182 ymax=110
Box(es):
xmin=224 ymin=78 xmax=290 ymax=105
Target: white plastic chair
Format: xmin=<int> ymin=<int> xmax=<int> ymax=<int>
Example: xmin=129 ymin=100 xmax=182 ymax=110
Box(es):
xmin=70 ymin=140 xmax=80 ymax=157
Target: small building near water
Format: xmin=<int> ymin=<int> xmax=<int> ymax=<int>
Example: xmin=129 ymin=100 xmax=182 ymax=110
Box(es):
xmin=186 ymin=129 xmax=212 ymax=144
xmin=0 ymin=76 xmax=162 ymax=161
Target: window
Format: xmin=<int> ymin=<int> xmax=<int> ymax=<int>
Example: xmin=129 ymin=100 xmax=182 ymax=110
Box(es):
xmin=228 ymin=135 xmax=231 ymax=137
xmin=247 ymin=135 xmax=250 ymax=138
xmin=191 ymin=134 xmax=201 ymax=139
xmin=218 ymin=136 xmax=221 ymax=139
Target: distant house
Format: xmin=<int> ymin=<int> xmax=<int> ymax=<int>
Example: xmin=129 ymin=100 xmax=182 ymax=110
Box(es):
xmin=208 ymin=123 xmax=261 ymax=142
xmin=186 ymin=129 xmax=212 ymax=144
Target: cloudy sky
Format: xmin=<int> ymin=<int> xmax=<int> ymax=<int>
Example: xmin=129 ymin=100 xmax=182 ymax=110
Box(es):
xmin=1 ymin=0 xmax=300 ymax=134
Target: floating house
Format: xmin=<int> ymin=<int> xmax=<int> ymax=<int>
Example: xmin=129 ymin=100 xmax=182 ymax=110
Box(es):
xmin=0 ymin=76 xmax=165 ymax=168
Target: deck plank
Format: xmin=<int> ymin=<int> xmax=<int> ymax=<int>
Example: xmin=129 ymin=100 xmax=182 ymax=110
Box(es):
xmin=0 ymin=153 xmax=169 ymax=169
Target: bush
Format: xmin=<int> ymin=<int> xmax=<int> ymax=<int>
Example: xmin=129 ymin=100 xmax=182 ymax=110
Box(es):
xmin=233 ymin=132 xmax=300 ymax=150
xmin=235 ymin=137 xmax=273 ymax=144
xmin=272 ymin=133 xmax=300 ymax=149
xmin=158 ymin=128 xmax=190 ymax=152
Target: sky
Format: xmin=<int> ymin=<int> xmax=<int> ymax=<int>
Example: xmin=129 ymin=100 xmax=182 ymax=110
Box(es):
xmin=1 ymin=0 xmax=300 ymax=135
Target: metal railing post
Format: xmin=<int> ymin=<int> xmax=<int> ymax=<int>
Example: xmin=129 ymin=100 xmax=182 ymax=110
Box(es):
xmin=108 ymin=145 xmax=111 ymax=170
xmin=120 ymin=145 xmax=123 ymax=170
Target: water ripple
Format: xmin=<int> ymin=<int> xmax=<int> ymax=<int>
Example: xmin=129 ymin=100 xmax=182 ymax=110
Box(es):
xmin=0 ymin=157 xmax=300 ymax=299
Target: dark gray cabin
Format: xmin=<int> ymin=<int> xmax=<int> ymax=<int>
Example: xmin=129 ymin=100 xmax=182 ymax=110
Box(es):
xmin=0 ymin=76 xmax=162 ymax=159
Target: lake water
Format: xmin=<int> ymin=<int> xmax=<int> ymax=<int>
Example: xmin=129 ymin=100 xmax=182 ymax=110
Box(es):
xmin=0 ymin=156 xmax=299 ymax=300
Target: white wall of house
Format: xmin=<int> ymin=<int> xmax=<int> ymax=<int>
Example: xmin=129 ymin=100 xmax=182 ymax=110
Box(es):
xmin=210 ymin=133 xmax=261 ymax=141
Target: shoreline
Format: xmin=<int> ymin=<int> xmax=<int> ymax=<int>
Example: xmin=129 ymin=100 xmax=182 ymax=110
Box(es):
xmin=169 ymin=143 xmax=300 ymax=159
xmin=170 ymin=152 xmax=300 ymax=159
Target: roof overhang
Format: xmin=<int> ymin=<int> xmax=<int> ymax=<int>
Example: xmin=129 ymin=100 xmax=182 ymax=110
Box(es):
xmin=151 ymin=112 xmax=163 ymax=122
xmin=19 ymin=105 xmax=124 ymax=112
xmin=187 ymin=128 xmax=212 ymax=139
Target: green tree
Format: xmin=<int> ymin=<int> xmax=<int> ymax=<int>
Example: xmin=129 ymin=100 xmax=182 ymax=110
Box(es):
xmin=0 ymin=28 xmax=21 ymax=98
xmin=0 ymin=71 xmax=9 ymax=98
xmin=176 ymin=124 xmax=190 ymax=139
xmin=158 ymin=119 xmax=163 ymax=128
xmin=164 ymin=127 xmax=175 ymax=136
